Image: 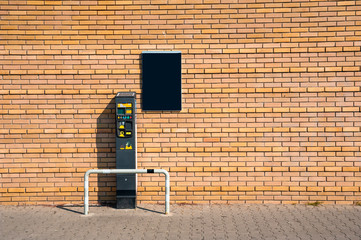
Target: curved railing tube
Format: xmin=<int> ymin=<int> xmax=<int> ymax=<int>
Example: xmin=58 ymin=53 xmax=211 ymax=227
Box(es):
xmin=84 ymin=169 xmax=170 ymax=215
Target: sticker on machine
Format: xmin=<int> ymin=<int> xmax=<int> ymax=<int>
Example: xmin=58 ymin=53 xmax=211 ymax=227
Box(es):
xmin=125 ymin=141 xmax=132 ymax=150
xmin=118 ymin=103 xmax=132 ymax=108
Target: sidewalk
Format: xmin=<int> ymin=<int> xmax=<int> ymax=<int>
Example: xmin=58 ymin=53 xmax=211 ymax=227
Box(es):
xmin=1 ymin=204 xmax=361 ymax=240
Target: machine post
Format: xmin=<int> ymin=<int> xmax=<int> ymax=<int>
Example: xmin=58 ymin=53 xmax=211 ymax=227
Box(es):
xmin=115 ymin=92 xmax=137 ymax=209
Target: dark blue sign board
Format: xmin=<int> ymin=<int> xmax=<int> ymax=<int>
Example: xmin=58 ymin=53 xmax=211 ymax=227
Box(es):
xmin=142 ymin=51 xmax=182 ymax=111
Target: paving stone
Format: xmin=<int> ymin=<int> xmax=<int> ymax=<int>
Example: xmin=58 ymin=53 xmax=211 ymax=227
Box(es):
xmin=1 ymin=204 xmax=361 ymax=240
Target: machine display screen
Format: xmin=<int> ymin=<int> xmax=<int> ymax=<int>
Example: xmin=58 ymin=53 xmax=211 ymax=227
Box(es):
xmin=142 ymin=51 xmax=182 ymax=111
xmin=118 ymin=108 xmax=125 ymax=115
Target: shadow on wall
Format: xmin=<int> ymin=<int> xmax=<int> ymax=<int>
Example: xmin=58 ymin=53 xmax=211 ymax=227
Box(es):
xmin=96 ymin=97 xmax=116 ymax=207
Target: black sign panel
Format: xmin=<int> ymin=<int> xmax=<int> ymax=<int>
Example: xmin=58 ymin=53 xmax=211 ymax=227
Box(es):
xmin=142 ymin=51 xmax=182 ymax=111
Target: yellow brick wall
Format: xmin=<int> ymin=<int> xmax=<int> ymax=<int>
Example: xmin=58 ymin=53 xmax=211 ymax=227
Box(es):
xmin=0 ymin=0 xmax=361 ymax=205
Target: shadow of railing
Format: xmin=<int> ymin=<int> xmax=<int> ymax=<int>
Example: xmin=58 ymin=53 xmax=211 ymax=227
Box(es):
xmin=136 ymin=206 xmax=164 ymax=215
xmin=56 ymin=205 xmax=83 ymax=215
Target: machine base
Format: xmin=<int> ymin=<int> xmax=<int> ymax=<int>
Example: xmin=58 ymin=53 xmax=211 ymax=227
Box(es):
xmin=116 ymin=197 xmax=136 ymax=209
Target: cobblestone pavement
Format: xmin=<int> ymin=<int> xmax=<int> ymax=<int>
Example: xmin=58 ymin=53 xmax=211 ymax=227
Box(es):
xmin=1 ymin=204 xmax=361 ymax=240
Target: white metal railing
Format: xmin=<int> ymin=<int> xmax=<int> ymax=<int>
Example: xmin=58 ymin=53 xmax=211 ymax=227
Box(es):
xmin=84 ymin=169 xmax=170 ymax=215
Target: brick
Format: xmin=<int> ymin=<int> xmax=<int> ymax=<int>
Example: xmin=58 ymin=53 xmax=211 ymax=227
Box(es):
xmin=60 ymin=187 xmax=77 ymax=192
xmin=255 ymin=186 xmax=272 ymax=191
xmin=44 ymin=148 xmax=61 ymax=153
xmin=272 ymin=167 xmax=288 ymax=172
xmin=238 ymin=167 xmax=254 ymax=172
xmin=220 ymin=167 xmax=237 ymax=172
xmin=273 ymin=186 xmax=289 ymax=191
xmin=146 ymin=148 xmax=162 ymax=153
xmin=26 ymin=188 xmax=42 ymax=193
xmin=343 ymin=87 xmax=360 ymax=92
xmin=342 ymin=127 xmax=360 ymax=132
xmin=343 ymin=67 xmax=360 ymax=72
xmin=324 ymin=107 xmax=341 ymax=112
xmin=170 ymin=148 xmax=187 ymax=152
xmin=325 ymin=127 xmax=342 ymax=132
xmin=188 ymin=187 xmax=204 ymax=191
xmin=273 ymin=147 xmax=289 ymax=152
xmin=342 ymin=167 xmax=359 ymax=172
xmin=221 ymin=186 xmax=237 ymax=191
xmin=325 ymin=187 xmax=341 ymax=192
xmin=273 ymin=108 xmax=289 ymax=113
xmin=188 ymin=109 xmax=205 ymax=113
xmin=223 ymin=49 xmax=239 ymax=54
xmin=341 ymin=187 xmax=359 ymax=192
xmin=239 ymin=48 xmax=256 ymax=53
xmin=170 ymin=167 xmax=187 ymax=172
xmin=8 ymin=188 xmax=25 ymax=193
xmin=324 ymin=147 xmax=341 ymax=152
xmin=273 ymin=128 xmax=290 ymax=133
xmin=171 ymin=187 xmax=187 ymax=191
xmin=238 ymin=186 xmax=254 ymax=192
xmin=62 ymin=90 xmax=79 ymax=95
xmin=187 ymin=167 xmax=203 ymax=172
xmin=325 ymin=167 xmax=341 ymax=172
xmin=221 ymin=147 xmax=238 ymax=152
xmin=307 ymin=187 xmax=323 ymax=192
xmin=204 ymin=167 xmax=220 ymax=172
xmin=325 ymin=67 xmax=342 ymax=72
xmin=188 ymin=147 xmax=204 ymax=152
xmin=9 ymin=169 xmax=25 ymax=173
xmin=205 ymin=186 xmax=221 ymax=191
xmin=290 ymin=187 xmax=306 ymax=192
xmin=255 ymin=167 xmax=272 ymax=172
xmin=255 ymin=147 xmax=272 ymax=152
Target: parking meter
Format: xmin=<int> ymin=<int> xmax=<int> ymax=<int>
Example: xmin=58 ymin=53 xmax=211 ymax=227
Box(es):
xmin=115 ymin=92 xmax=137 ymax=209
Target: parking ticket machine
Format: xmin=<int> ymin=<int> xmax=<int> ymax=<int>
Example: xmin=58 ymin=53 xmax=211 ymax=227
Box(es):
xmin=115 ymin=92 xmax=136 ymax=209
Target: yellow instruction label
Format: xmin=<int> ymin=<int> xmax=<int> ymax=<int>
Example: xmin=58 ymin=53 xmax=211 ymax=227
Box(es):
xmin=118 ymin=103 xmax=132 ymax=108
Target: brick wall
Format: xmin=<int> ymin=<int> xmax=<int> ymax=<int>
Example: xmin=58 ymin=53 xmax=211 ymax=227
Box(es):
xmin=1 ymin=0 xmax=361 ymax=205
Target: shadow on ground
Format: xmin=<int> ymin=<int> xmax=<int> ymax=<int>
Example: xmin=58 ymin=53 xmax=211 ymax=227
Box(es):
xmin=56 ymin=206 xmax=83 ymax=215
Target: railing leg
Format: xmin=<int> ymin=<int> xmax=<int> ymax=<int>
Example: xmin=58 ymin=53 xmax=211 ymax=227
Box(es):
xmin=165 ymin=171 xmax=170 ymax=215
xmin=84 ymin=172 xmax=89 ymax=215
